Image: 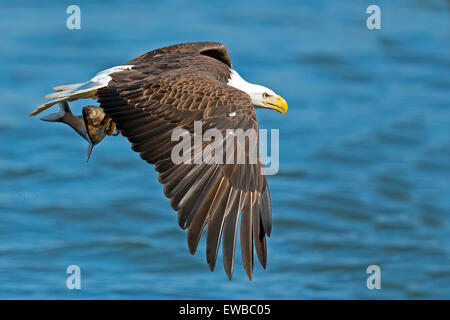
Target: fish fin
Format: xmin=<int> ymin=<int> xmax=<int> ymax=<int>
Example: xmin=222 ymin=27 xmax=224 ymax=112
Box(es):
xmin=86 ymin=143 xmax=94 ymax=162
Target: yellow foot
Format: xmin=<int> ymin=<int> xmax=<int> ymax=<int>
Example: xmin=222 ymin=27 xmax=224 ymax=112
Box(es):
xmin=106 ymin=120 xmax=121 ymax=136
xmin=102 ymin=117 xmax=112 ymax=130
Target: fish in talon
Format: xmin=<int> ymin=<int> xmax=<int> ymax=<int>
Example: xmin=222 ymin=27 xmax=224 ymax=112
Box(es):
xmin=82 ymin=105 xmax=109 ymax=162
xmin=40 ymin=102 xmax=112 ymax=162
xmin=82 ymin=106 xmax=109 ymax=144
xmin=82 ymin=105 xmax=119 ymax=161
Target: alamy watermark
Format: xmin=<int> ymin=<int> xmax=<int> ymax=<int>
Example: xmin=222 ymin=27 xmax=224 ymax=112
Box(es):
xmin=66 ymin=265 xmax=81 ymax=290
xmin=366 ymin=5 xmax=381 ymax=30
xmin=170 ymin=121 xmax=279 ymax=175
xmin=366 ymin=265 xmax=381 ymax=289
xmin=66 ymin=5 xmax=81 ymax=30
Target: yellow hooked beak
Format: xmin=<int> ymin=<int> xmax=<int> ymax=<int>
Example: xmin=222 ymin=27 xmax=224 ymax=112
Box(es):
xmin=263 ymin=95 xmax=288 ymax=114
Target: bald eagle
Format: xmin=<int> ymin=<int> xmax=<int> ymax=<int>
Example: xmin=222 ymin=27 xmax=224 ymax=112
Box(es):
xmin=29 ymin=42 xmax=288 ymax=280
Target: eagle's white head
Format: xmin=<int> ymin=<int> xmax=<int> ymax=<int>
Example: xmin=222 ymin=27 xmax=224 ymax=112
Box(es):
xmin=227 ymin=70 xmax=288 ymax=114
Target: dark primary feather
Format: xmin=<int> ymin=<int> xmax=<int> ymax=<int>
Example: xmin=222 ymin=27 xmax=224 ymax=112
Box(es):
xmin=97 ymin=42 xmax=272 ymax=279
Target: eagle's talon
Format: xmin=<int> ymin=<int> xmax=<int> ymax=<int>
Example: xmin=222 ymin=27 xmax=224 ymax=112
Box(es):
xmin=106 ymin=120 xmax=117 ymax=136
xmin=102 ymin=117 xmax=112 ymax=130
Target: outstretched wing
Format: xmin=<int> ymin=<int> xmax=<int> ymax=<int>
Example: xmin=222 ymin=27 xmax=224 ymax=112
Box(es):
xmin=99 ymin=66 xmax=272 ymax=280
xmin=29 ymin=42 xmax=272 ymax=279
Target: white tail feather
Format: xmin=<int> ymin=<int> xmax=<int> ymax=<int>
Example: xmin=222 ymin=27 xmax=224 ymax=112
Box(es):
xmin=28 ymin=65 xmax=134 ymax=117
xmin=29 ymin=90 xmax=97 ymax=116
xmin=45 ymin=88 xmax=78 ymax=99
xmin=52 ymin=83 xmax=83 ymax=91
xmin=39 ymin=102 xmax=67 ymax=122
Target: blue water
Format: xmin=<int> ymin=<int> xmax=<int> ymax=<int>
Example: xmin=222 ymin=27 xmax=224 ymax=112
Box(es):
xmin=0 ymin=0 xmax=449 ymax=299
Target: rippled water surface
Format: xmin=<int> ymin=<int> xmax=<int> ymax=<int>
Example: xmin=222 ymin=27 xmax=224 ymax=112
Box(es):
xmin=0 ymin=0 xmax=449 ymax=299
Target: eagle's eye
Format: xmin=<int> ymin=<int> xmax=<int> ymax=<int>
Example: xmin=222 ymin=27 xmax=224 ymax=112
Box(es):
xmin=262 ymin=93 xmax=270 ymax=99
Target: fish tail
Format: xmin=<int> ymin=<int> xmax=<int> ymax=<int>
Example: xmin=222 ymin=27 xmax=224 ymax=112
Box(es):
xmin=39 ymin=102 xmax=70 ymax=122
xmin=40 ymin=102 xmax=90 ymax=142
